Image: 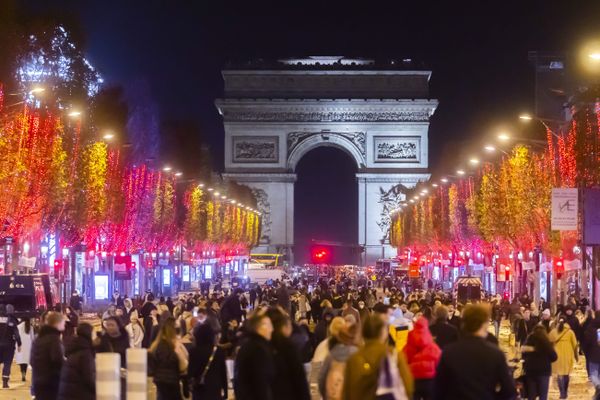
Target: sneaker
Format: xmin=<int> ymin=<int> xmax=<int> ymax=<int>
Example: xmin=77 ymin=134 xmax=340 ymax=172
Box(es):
xmin=2 ymin=382 xmax=8 ymax=389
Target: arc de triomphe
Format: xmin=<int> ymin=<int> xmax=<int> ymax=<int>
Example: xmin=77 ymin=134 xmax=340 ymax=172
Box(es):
xmin=216 ymin=57 xmax=437 ymax=266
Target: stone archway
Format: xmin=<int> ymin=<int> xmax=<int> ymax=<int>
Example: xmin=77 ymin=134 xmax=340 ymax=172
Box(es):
xmin=286 ymin=132 xmax=366 ymax=171
xmin=217 ymin=57 xmax=437 ymax=266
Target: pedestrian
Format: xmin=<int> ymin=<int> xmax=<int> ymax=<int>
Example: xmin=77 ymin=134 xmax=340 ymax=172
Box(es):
xmin=266 ymin=307 xmax=310 ymax=400
xmin=234 ymin=313 xmax=276 ymax=400
xmin=148 ymin=315 xmax=188 ymax=400
xmin=433 ymin=304 xmax=516 ymax=400
xmin=69 ymin=290 xmax=83 ymax=314
xmin=521 ymin=325 xmax=557 ymax=400
xmin=318 ymin=320 xmax=359 ymax=400
xmin=0 ymin=304 xmax=21 ymax=388
xmin=126 ymin=313 xmax=145 ymax=348
xmin=140 ymin=293 xmax=158 ymax=348
xmin=31 ymin=311 xmax=65 ymax=400
xmin=188 ymin=323 xmax=228 ymax=400
xmin=584 ymin=313 xmax=600 ymax=396
xmin=342 ymin=315 xmax=413 ymax=400
xmin=404 ymin=317 xmax=441 ymax=400
xmin=95 ymin=316 xmax=130 ymax=367
xmin=429 ymin=305 xmax=459 ymax=350
xmin=313 ymin=316 xmax=347 ymax=363
xmin=549 ymin=316 xmax=577 ymax=399
xmin=57 ymin=323 xmax=96 ymax=400
xmin=341 ymin=299 xmax=361 ymax=327
xmin=15 ymin=318 xmax=34 ymax=382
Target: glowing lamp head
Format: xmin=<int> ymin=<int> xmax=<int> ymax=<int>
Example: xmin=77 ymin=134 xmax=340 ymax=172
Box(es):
xmin=519 ymin=114 xmax=533 ymax=121
xmin=497 ymin=133 xmax=510 ymax=141
xmin=469 ymin=158 xmax=479 ymax=165
xmin=456 ymin=169 xmax=465 ymax=175
xmin=162 ymin=166 xmax=172 ymax=172
xmin=103 ymin=133 xmax=114 ymax=140
xmin=484 ymin=145 xmax=496 ymax=152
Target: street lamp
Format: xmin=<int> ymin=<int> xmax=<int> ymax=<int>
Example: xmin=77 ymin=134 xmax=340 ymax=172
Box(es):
xmin=484 ymin=145 xmax=496 ymax=152
xmin=103 ymin=133 xmax=114 ymax=140
xmin=174 ymin=172 xmax=183 ymax=177
xmin=519 ymin=114 xmax=533 ymax=121
xmin=440 ymin=177 xmax=449 ymax=183
xmin=456 ymin=169 xmax=466 ymax=175
xmin=162 ymin=166 xmax=172 ymax=172
xmin=67 ymin=110 xmax=82 ymax=118
xmin=469 ymin=158 xmax=479 ymax=165
xmin=497 ymin=133 xmax=510 ymax=141
xmin=29 ymin=87 xmax=45 ymax=95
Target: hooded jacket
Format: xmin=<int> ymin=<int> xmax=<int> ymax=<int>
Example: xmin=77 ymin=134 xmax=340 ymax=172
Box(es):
xmin=403 ymin=317 xmax=441 ymax=379
xmin=58 ymin=335 xmax=95 ymax=400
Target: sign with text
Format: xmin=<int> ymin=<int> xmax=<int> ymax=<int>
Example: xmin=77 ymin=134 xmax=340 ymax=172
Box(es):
xmin=551 ymin=188 xmax=578 ymax=231
xmin=18 ymin=256 xmax=36 ymax=269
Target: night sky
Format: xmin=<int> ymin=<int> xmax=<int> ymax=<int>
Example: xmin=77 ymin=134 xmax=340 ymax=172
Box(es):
xmin=17 ymin=1 xmax=600 ymax=263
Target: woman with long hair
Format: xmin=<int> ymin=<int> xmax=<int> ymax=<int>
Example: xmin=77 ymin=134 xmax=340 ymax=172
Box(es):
xmin=188 ymin=323 xmax=228 ymax=399
xmin=522 ymin=325 xmax=557 ymax=400
xmin=549 ymin=317 xmax=577 ymax=399
xmin=15 ymin=319 xmax=34 ymax=382
xmin=149 ymin=316 xmax=188 ymax=400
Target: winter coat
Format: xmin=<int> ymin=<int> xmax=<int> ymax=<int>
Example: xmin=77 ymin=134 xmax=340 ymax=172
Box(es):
xmin=126 ymin=322 xmax=144 ymax=348
xmin=522 ymin=334 xmax=557 ymax=378
xmin=583 ymin=319 xmax=600 ymax=363
xmin=234 ymin=333 xmax=276 ymax=400
xmin=149 ymin=340 xmax=181 ymax=385
xmin=342 ymin=340 xmax=414 ymax=400
xmin=188 ymin=344 xmax=228 ymax=400
xmin=318 ymin=343 xmax=358 ymax=400
xmin=95 ymin=330 xmax=130 ymax=367
xmin=57 ymin=336 xmax=95 ymax=400
xmin=271 ymin=335 xmax=311 ymax=400
xmin=433 ymin=335 xmax=516 ymax=400
xmin=429 ymin=319 xmax=459 ymax=350
xmin=31 ymin=325 xmax=64 ymax=399
xmin=549 ymin=326 xmax=577 ymax=375
xmin=404 ymin=317 xmax=441 ymax=379
xmin=15 ymin=321 xmax=34 ymax=365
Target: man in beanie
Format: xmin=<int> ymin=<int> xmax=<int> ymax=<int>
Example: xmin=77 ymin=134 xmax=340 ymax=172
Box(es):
xmin=0 ymin=304 xmax=21 ymax=388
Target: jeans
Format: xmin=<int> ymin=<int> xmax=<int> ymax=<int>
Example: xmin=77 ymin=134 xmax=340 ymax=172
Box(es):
xmin=556 ymin=375 xmax=570 ymax=399
xmin=0 ymin=344 xmax=15 ymax=380
xmin=526 ymin=375 xmax=549 ymax=400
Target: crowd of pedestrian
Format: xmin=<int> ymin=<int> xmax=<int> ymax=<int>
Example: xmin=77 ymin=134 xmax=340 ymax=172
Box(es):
xmin=0 ymin=275 xmax=599 ymax=399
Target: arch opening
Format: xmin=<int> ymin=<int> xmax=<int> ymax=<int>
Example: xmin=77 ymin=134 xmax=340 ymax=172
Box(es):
xmin=294 ymin=146 xmax=358 ymax=265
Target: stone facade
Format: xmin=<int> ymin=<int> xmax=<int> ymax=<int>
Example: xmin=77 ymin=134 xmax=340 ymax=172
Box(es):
xmin=217 ymin=57 xmax=437 ymax=266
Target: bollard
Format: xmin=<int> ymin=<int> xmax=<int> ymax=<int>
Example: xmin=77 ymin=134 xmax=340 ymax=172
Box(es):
xmin=127 ymin=348 xmax=148 ymax=400
xmin=96 ymin=352 xmax=121 ymax=400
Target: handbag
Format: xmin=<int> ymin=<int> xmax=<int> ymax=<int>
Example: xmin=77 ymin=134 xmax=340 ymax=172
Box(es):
xmin=191 ymin=346 xmax=218 ymax=390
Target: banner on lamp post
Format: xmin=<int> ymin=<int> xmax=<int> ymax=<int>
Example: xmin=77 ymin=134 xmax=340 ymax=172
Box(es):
xmin=551 ymin=188 xmax=578 ymax=231
xmin=584 ymin=188 xmax=600 ymax=245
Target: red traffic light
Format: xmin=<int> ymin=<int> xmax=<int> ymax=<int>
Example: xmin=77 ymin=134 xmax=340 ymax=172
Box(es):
xmin=505 ymin=265 xmax=510 ymax=272
xmin=53 ymin=259 xmax=62 ymax=268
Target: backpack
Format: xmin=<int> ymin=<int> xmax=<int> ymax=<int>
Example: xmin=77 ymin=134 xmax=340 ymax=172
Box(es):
xmin=325 ymin=358 xmax=347 ymax=400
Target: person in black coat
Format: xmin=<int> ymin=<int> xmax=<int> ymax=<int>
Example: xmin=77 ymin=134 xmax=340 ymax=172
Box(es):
xmin=234 ymin=313 xmax=276 ymax=400
xmin=31 ymin=312 xmax=65 ymax=400
xmin=95 ymin=316 xmax=130 ymax=367
xmin=58 ymin=323 xmax=95 ymax=400
xmin=521 ymin=325 xmax=557 ymax=400
xmin=434 ymin=304 xmax=516 ymax=400
xmin=583 ymin=314 xmax=600 ymax=388
xmin=220 ymin=289 xmax=244 ymax=327
xmin=266 ymin=308 xmax=310 ymax=400
xmin=149 ymin=316 xmax=184 ymax=400
xmin=139 ymin=294 xmax=158 ymax=348
xmin=188 ymin=323 xmax=228 ymax=399
xmin=430 ymin=305 xmax=459 ymax=350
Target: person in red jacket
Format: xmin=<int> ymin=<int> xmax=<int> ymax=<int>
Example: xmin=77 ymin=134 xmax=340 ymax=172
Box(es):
xmin=404 ymin=317 xmax=442 ymax=400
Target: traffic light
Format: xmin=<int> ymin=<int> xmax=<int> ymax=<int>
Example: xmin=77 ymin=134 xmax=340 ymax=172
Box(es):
xmin=554 ymin=257 xmax=564 ymax=278
xmin=311 ymin=247 xmax=331 ymax=264
xmin=504 ymin=265 xmax=510 ymax=281
xmin=53 ymin=259 xmax=62 ymax=276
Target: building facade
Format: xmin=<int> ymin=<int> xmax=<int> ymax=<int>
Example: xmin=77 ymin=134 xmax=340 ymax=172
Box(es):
xmin=216 ymin=56 xmax=437 ymax=266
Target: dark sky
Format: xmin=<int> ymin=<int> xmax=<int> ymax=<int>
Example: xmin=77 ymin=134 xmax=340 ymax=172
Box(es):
xmin=19 ymin=1 xmax=600 ymax=263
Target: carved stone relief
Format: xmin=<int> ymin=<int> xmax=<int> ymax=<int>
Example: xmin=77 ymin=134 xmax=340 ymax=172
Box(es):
xmin=374 ymin=136 xmax=420 ymax=163
xmin=287 ymin=131 xmax=366 ymax=157
xmin=222 ymin=110 xmax=431 ymax=122
xmin=377 ymin=184 xmax=407 ymax=240
xmin=232 ymin=136 xmax=278 ymax=163
xmin=250 ymin=188 xmax=272 ymax=244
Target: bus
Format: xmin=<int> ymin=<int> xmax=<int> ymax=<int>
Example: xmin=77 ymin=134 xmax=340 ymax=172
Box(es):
xmin=250 ymin=253 xmax=284 ymax=268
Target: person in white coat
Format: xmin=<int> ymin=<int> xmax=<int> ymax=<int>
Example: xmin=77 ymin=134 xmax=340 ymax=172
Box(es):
xmin=15 ymin=319 xmax=34 ymax=381
xmin=126 ymin=312 xmax=144 ymax=348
